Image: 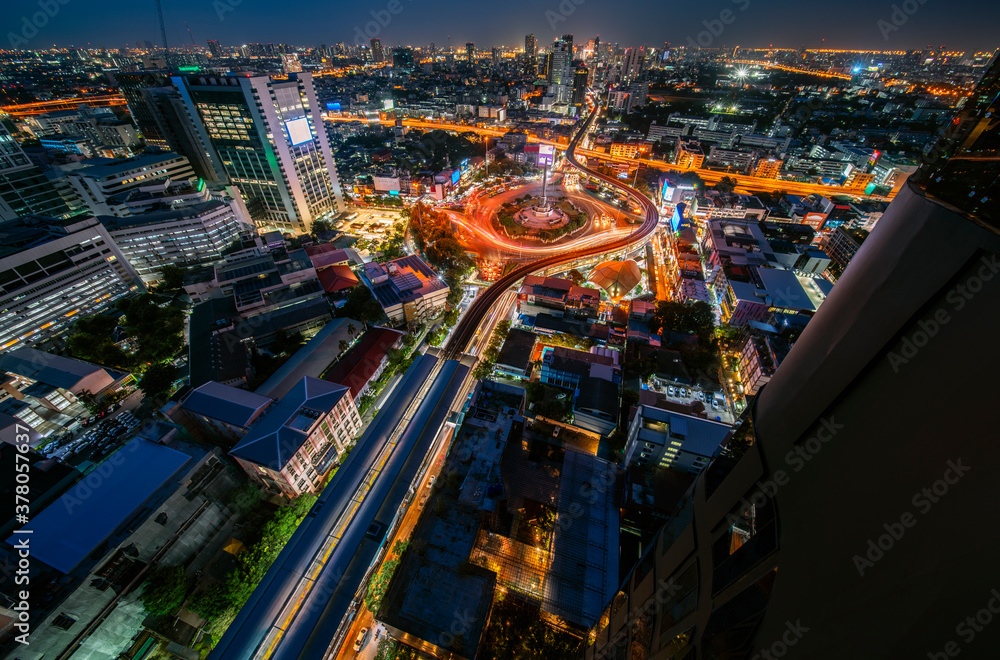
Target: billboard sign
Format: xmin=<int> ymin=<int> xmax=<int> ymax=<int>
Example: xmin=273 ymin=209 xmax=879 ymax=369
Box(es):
xmin=383 ymin=99 xmax=395 ymax=110
xmin=538 ymin=144 xmax=555 ymax=167
xmin=285 ymin=117 xmax=312 ymax=146
xmin=326 ymin=102 xmax=342 ymax=111
xmin=451 ymin=169 xmax=461 ymax=185
xmin=460 ymin=157 xmax=470 ymax=172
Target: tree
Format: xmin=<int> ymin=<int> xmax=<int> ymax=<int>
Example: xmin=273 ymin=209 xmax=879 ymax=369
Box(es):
xmin=339 ymin=339 xmax=350 ymax=355
xmin=347 ymin=323 xmax=358 ymax=337
xmin=155 ymin=265 xmax=186 ymax=293
xmin=714 ymin=176 xmax=738 ymax=193
xmin=140 ymin=565 xmax=189 ymax=617
xmin=138 ymin=363 xmax=178 ymax=400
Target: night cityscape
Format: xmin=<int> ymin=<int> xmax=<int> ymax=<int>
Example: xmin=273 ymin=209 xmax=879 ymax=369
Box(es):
xmin=0 ymin=0 xmax=998 ymax=658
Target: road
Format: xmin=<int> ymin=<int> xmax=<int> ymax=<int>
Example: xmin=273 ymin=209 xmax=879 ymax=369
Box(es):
xmin=324 ymin=115 xmax=892 ymax=202
xmin=442 ymin=98 xmax=662 ymax=360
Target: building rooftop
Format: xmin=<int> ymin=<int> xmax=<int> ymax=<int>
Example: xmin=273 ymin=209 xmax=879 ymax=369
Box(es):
xmin=230 ymin=377 xmax=352 ymax=471
xmin=0 ymin=347 xmax=116 ymax=393
xmin=365 ymin=254 xmax=448 ymax=308
xmin=9 ymin=439 xmax=193 ymax=574
xmin=70 ymin=152 xmax=188 ymax=180
xmin=180 ymin=381 xmax=273 ymax=428
xmin=496 ymin=328 xmax=537 ymax=371
xmin=322 ymin=326 xmax=404 ymax=400
xmin=317 ymin=264 xmax=359 ymax=293
xmin=97 ymin=200 xmax=228 ymax=230
xmin=254 ymin=318 xmax=358 ymax=399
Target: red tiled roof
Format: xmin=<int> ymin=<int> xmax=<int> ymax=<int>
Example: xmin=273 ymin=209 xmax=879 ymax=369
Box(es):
xmin=317 ymin=265 xmax=359 ymax=293
xmin=323 ymin=327 xmax=404 ymax=399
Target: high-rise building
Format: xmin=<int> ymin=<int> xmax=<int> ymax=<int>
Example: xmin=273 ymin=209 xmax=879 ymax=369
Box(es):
xmin=621 ymin=45 xmax=646 ymax=85
xmin=138 ymin=85 xmax=226 ymax=183
xmin=548 ymin=35 xmax=574 ymax=104
xmin=492 ymin=46 xmax=501 ymax=69
xmin=572 ymin=66 xmax=589 ymax=112
xmin=392 ymin=47 xmax=415 ymax=72
xmin=525 ymin=33 xmax=537 ymax=74
xmin=113 ymin=70 xmax=174 ymax=148
xmin=584 ymin=55 xmax=1000 ymax=660
xmin=370 ymin=37 xmax=384 ymax=63
xmin=0 ymin=215 xmax=142 ymax=352
xmin=0 ymin=125 xmax=73 ymax=221
xmin=171 ymin=73 xmax=345 ymax=233
xmin=465 ymin=42 xmax=475 ymax=64
xmin=206 ymin=39 xmax=222 ymax=57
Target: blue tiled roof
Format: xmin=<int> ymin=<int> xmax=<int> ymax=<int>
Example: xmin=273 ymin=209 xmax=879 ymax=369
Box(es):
xmin=229 ymin=377 xmax=351 ymax=471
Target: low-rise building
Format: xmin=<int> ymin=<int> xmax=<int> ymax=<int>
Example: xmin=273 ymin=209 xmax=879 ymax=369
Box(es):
xmin=322 ymin=326 xmax=404 ymax=406
xmin=624 ymin=404 xmax=732 ymax=473
xmin=517 ymin=275 xmax=601 ymax=320
xmin=229 ymin=376 xmax=362 ymax=497
xmin=362 ymin=254 xmax=449 ymax=326
xmin=495 ymin=328 xmax=537 ymax=379
xmin=63 ymin=153 xmax=196 ymax=216
xmin=169 ymin=380 xmax=273 ymax=447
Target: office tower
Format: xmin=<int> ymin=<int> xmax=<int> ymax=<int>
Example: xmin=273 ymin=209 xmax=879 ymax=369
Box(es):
xmin=492 ymin=46 xmax=501 ymax=69
xmin=429 ymin=42 xmax=436 ymax=60
xmin=621 ymin=45 xmax=646 ymax=85
xmin=466 ymin=42 xmax=475 ymax=63
xmin=135 ymin=85 xmax=226 ymax=183
xmin=114 ymin=70 xmax=174 ymax=148
xmin=172 ymin=73 xmax=344 ymax=233
xmin=370 ymin=37 xmax=384 ymax=63
xmin=0 ymin=125 xmax=73 ymax=221
xmin=584 ymin=55 xmax=1000 ymax=660
xmin=206 ymin=39 xmax=222 ymax=57
xmin=571 ymin=66 xmax=589 ymax=112
xmin=392 ymin=47 xmax=415 ymax=72
xmin=0 ymin=215 xmax=142 ymax=352
xmin=525 ymin=33 xmax=537 ymax=75
xmin=548 ymin=35 xmax=573 ymax=104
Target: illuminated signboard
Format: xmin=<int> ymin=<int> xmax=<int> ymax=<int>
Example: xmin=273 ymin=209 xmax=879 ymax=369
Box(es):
xmin=460 ymin=157 xmax=470 ymax=172
xmin=538 ymin=144 xmax=555 ymax=167
xmin=671 ymin=202 xmax=686 ymax=232
xmin=661 ymin=182 xmax=675 ymax=202
xmin=868 ymin=149 xmax=881 ymax=167
xmin=326 ymin=102 xmax=342 ymax=111
xmin=177 ymin=65 xmax=201 ymax=72
xmin=383 ymin=99 xmax=395 ymax=110
xmin=285 ymin=117 xmax=312 ymax=146
xmin=451 ymin=170 xmax=461 ymax=185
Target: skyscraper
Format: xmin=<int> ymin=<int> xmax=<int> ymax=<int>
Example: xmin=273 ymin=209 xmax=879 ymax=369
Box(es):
xmin=584 ymin=54 xmax=1000 ymax=660
xmin=171 ymin=73 xmax=344 ymax=233
xmin=370 ymin=37 xmax=384 ymax=63
xmin=115 ymin=70 xmax=174 ymax=148
xmin=466 ymin=42 xmax=475 ymax=64
xmin=525 ymin=33 xmax=537 ymax=75
xmin=548 ymin=35 xmax=574 ymax=104
xmin=620 ymin=45 xmax=646 ymax=85
xmin=206 ymin=39 xmax=222 ymax=58
xmin=571 ymin=66 xmax=589 ymax=113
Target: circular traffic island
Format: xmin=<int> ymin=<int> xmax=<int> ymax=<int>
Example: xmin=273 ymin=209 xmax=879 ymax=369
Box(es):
xmin=495 ymin=195 xmax=588 ymax=243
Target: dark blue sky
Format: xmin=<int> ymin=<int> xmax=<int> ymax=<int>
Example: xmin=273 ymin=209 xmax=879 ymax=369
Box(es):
xmin=4 ymin=0 xmax=998 ymax=52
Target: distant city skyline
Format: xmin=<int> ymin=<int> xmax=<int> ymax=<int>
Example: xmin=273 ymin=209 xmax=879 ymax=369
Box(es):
xmin=3 ymin=0 xmax=998 ymax=52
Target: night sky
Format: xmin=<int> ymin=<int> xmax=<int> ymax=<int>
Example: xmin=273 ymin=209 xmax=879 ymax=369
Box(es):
xmin=4 ymin=0 xmax=998 ymax=53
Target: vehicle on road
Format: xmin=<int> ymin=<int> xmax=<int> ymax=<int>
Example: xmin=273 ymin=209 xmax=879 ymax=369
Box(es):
xmin=353 ymin=627 xmax=369 ymax=652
